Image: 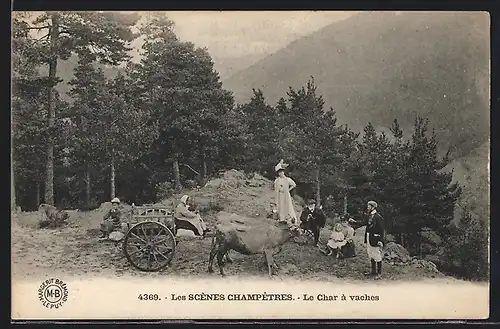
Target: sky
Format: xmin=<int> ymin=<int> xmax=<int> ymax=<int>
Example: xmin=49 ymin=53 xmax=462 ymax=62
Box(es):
xmin=162 ymin=11 xmax=356 ymax=58
xmin=14 ymin=11 xmax=357 ymax=79
xmin=131 ymin=11 xmax=357 ymax=78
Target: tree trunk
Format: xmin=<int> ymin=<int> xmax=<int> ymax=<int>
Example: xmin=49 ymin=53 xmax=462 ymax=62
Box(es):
xmin=85 ymin=164 xmax=91 ymax=207
xmin=200 ymin=142 xmax=207 ymax=182
xmin=343 ymin=195 xmax=348 ymax=215
xmin=315 ymin=167 xmax=321 ymax=206
xmin=35 ymin=181 xmax=40 ymax=207
xmin=44 ymin=14 xmax=60 ymax=206
xmin=110 ymin=151 xmax=115 ymax=199
xmin=173 ymin=155 xmax=181 ymax=191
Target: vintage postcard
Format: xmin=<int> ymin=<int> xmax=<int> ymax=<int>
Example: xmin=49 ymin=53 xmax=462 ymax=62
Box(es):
xmin=11 ymin=10 xmax=490 ymax=320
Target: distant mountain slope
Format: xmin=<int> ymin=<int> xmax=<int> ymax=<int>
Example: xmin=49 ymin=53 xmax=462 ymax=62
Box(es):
xmin=223 ymin=12 xmax=490 ymax=159
xmin=442 ymin=141 xmax=490 ymax=222
xmin=38 ymin=55 xmax=123 ymax=102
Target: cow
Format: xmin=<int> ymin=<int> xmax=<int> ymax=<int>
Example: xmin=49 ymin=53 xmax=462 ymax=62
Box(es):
xmin=207 ymin=212 xmax=301 ymax=277
xmin=38 ymin=204 xmax=70 ymax=228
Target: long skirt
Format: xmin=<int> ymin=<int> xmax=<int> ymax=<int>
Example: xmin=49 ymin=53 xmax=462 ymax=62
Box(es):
xmin=178 ymin=215 xmax=207 ymax=236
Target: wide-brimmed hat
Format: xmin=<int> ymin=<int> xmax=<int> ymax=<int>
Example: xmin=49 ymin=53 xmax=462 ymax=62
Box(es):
xmin=275 ymin=159 xmax=289 ymax=172
xmin=367 ymin=200 xmax=378 ymax=208
xmin=180 ymin=195 xmax=189 ymax=204
xmin=111 ymin=197 xmax=120 ymax=204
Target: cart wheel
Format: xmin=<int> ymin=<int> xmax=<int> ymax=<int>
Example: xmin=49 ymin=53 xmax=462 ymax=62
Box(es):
xmin=123 ymin=221 xmax=176 ymax=272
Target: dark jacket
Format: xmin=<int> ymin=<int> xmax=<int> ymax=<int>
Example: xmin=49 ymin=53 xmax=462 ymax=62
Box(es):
xmin=300 ymin=207 xmax=326 ymax=229
xmin=104 ymin=208 xmax=121 ymax=231
xmin=351 ymin=211 xmax=385 ymax=246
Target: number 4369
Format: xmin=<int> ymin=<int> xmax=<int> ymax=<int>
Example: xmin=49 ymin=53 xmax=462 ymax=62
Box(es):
xmin=138 ymin=294 xmax=160 ymax=301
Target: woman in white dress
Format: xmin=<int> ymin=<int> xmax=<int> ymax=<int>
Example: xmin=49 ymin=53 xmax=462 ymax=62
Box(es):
xmin=273 ymin=160 xmax=298 ymax=225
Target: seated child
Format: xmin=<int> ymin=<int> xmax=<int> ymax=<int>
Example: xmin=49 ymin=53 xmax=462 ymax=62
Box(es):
xmin=325 ymin=223 xmax=347 ymax=258
xmin=266 ymin=202 xmax=279 ymax=220
xmin=340 ymin=216 xmax=357 ymax=258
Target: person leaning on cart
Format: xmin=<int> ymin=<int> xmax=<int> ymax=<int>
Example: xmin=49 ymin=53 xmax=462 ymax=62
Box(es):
xmin=99 ymin=197 xmax=124 ymax=240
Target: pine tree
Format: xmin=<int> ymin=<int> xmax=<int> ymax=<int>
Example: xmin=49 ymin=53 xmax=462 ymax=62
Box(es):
xmin=12 ymin=16 xmax=50 ymax=209
xmin=401 ymin=117 xmax=462 ymax=253
xmin=442 ymin=206 xmax=489 ymax=280
xmin=135 ymin=14 xmax=236 ymax=189
xmin=15 ymin=12 xmax=139 ymax=205
xmin=285 ymin=77 xmax=346 ymax=205
xmin=240 ymin=89 xmax=282 ymax=177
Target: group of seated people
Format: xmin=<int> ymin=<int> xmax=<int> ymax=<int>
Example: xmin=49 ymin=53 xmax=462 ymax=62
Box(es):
xmin=99 ymin=195 xmax=358 ymax=259
xmin=297 ymin=199 xmax=357 ymax=259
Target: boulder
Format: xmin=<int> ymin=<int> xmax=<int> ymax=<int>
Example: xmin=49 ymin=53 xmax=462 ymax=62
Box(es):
xmin=109 ymin=231 xmax=125 ymax=242
xmin=383 ymin=242 xmax=412 ymax=264
xmin=421 ymin=228 xmax=443 ymax=246
xmin=385 ymin=233 xmax=396 ymax=243
xmin=410 ymin=258 xmax=440 ymax=273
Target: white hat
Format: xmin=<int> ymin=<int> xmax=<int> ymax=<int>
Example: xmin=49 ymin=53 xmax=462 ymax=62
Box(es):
xmin=180 ymin=195 xmax=189 ymax=204
xmin=367 ymin=200 xmax=378 ymax=208
xmin=111 ymin=197 xmax=120 ymax=204
xmin=275 ymin=159 xmax=289 ymax=172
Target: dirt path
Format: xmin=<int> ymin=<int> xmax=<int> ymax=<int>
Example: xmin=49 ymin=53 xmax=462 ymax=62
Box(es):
xmin=12 ymin=210 xmax=447 ymax=283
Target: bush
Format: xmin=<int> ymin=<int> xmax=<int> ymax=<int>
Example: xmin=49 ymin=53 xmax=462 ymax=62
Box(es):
xmin=155 ymin=181 xmax=174 ymax=201
xmin=440 ymin=207 xmax=489 ymax=281
xmin=203 ymin=199 xmax=225 ymax=214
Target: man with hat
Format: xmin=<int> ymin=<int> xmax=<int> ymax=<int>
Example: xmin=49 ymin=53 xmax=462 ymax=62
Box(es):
xmin=299 ymin=198 xmax=326 ymax=247
xmin=349 ymin=200 xmax=385 ymax=279
xmin=100 ymin=197 xmax=123 ymax=240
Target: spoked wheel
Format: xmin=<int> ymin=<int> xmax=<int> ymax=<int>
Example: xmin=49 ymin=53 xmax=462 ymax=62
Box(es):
xmin=123 ymin=221 xmax=176 ymax=272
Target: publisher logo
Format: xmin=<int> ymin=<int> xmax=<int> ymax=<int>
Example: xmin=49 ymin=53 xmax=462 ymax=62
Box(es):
xmin=38 ymin=278 xmax=68 ymax=309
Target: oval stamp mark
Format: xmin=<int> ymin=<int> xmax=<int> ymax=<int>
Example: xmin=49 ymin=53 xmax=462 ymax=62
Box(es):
xmin=38 ymin=278 xmax=68 ymax=309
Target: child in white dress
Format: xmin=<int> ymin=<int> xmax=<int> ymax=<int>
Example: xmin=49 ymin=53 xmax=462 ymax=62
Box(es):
xmin=325 ymin=223 xmax=347 ymax=258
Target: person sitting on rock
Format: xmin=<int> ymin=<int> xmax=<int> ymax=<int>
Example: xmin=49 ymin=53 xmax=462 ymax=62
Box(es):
xmin=266 ymin=202 xmax=279 ymax=220
xmin=324 ymin=223 xmax=347 ymax=258
xmin=339 ymin=215 xmax=356 ymax=258
xmin=100 ymin=197 xmax=122 ymax=240
xmin=299 ymin=199 xmax=326 ymax=247
xmin=174 ymin=195 xmax=210 ymax=237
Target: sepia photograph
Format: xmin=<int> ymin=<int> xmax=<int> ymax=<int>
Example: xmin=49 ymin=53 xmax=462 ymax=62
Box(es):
xmin=11 ymin=10 xmax=490 ymax=320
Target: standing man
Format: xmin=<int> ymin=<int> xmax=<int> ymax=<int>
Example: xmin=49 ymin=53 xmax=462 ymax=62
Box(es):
xmin=349 ymin=201 xmax=385 ymax=279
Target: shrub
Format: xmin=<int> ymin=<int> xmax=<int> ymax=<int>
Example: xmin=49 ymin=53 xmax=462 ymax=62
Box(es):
xmin=155 ymin=181 xmax=174 ymax=201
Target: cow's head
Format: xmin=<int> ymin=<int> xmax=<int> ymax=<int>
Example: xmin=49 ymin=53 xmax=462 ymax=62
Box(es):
xmin=277 ymin=220 xmax=301 ymax=237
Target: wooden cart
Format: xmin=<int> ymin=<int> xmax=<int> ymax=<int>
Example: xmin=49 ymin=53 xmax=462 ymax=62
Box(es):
xmin=123 ymin=204 xmax=177 ymax=272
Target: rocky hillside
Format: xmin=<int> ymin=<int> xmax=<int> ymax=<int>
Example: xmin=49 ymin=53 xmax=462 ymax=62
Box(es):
xmin=155 ymin=169 xmax=305 ymax=219
xmin=222 ymin=11 xmax=490 ymax=159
